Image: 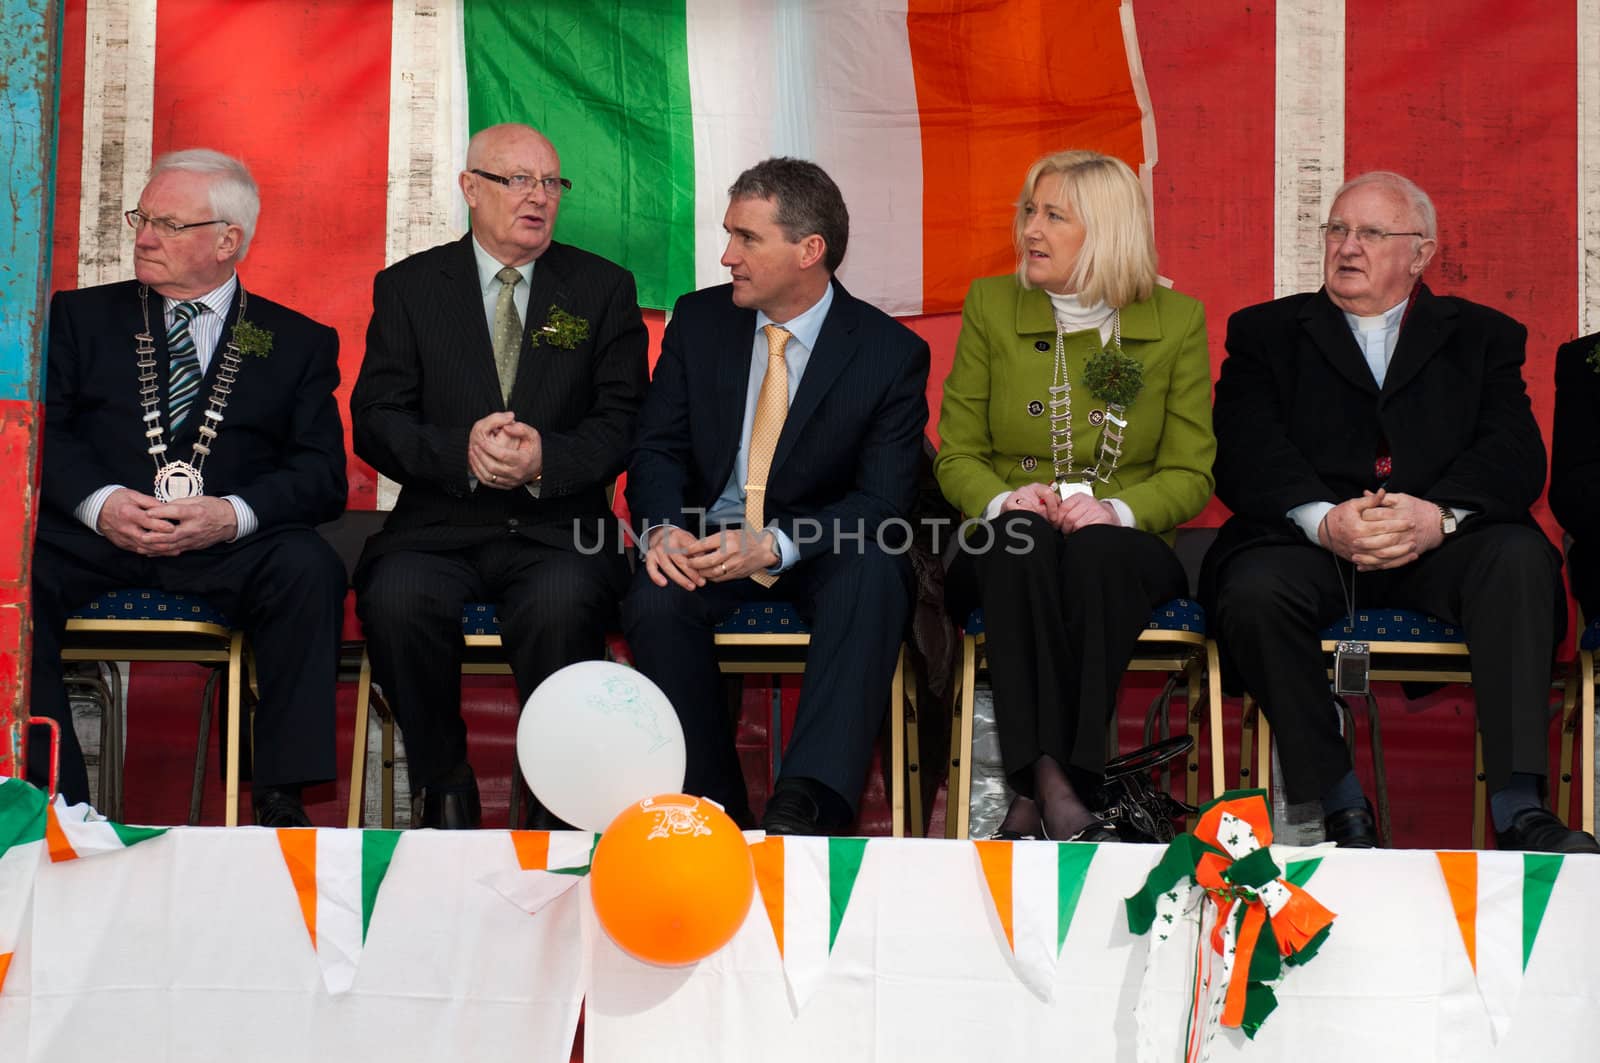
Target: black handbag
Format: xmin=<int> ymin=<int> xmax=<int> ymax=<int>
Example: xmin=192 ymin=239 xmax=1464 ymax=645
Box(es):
xmin=1089 ymin=735 xmax=1199 ymax=843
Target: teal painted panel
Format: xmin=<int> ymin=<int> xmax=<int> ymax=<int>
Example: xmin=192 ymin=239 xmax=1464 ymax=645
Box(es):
xmin=0 ymin=0 xmax=60 ymax=403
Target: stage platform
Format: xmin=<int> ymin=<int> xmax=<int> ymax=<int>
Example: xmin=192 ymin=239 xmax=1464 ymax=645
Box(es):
xmin=2 ymin=828 xmax=1596 ymax=1061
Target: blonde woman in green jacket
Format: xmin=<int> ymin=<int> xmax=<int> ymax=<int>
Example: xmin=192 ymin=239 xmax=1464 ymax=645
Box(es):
xmin=934 ymin=151 xmax=1216 ymax=841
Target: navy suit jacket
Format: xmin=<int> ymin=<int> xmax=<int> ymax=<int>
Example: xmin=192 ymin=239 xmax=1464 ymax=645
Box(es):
xmin=38 ymin=279 xmax=347 ymax=562
xmin=1551 ymin=333 xmax=1600 ymax=617
xmin=351 ymin=235 xmax=648 ymax=565
xmin=627 ymin=279 xmax=930 ymax=560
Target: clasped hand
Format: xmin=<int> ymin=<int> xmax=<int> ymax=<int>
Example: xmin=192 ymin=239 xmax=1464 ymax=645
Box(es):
xmin=1318 ymin=488 xmax=1443 ymax=571
xmin=469 ymin=411 xmax=542 ymax=489
xmin=999 ymin=482 xmax=1119 ymax=534
xmin=99 ymin=488 xmax=237 ymax=557
xmin=643 ymin=526 xmax=779 ymax=590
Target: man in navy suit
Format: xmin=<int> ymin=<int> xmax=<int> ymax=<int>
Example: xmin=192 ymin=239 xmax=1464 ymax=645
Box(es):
xmin=352 ymin=124 xmax=647 ymax=829
xmin=624 ymin=158 xmax=931 ymax=834
xmin=31 ymin=149 xmax=347 ymax=825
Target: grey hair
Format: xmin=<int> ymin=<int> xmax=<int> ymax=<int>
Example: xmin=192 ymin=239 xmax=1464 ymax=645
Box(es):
xmin=149 ymin=149 xmax=261 ymax=259
xmin=1332 ymin=170 xmax=1437 ymax=240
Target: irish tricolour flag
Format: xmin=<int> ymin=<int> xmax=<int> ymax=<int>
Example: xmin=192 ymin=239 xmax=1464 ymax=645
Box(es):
xmin=483 ymin=830 xmax=600 ymax=918
xmin=749 ymin=835 xmax=868 ymax=1010
xmin=972 ymin=839 xmax=1097 ymax=999
xmin=467 ymin=0 xmax=1154 ymax=314
xmin=0 ymin=777 xmax=167 ymax=993
xmin=1435 ymin=850 xmax=1564 ymax=1043
xmin=276 ymin=828 xmax=403 ymax=994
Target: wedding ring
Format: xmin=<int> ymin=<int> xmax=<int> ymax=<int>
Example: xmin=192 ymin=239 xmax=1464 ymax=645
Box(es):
xmin=719 ymin=562 xmax=727 ymax=575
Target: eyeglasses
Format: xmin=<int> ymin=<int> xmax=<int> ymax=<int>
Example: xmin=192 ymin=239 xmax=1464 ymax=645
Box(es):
xmin=470 ymin=169 xmax=572 ymax=198
xmin=1320 ymin=222 xmax=1428 ymax=246
xmin=125 ymin=209 xmax=228 ymax=238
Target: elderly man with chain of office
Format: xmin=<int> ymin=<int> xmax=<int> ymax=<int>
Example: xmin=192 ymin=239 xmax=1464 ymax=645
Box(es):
xmin=31 ymin=149 xmax=347 ymax=826
xmin=1203 ymin=170 xmax=1597 ymax=853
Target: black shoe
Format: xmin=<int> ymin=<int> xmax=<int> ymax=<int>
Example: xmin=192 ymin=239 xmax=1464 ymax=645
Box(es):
xmin=1063 ymin=820 xmax=1121 ymax=843
xmin=1496 ymin=808 xmax=1600 ymax=854
xmin=761 ymin=787 xmax=826 ymax=835
xmin=1324 ymin=801 xmax=1379 ymax=848
xmin=254 ymin=787 xmax=312 ymax=828
xmin=418 ymin=764 xmax=481 ymax=830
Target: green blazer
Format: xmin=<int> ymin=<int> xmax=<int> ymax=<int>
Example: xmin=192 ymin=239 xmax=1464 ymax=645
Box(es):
xmin=934 ymin=274 xmax=1216 ymax=539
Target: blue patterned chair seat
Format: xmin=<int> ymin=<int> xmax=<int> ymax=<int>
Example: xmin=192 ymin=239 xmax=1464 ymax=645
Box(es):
xmin=1582 ymin=620 xmax=1600 ymax=653
xmin=962 ymin=597 xmax=1205 ymax=637
xmin=70 ymin=589 xmax=231 ymax=627
xmin=459 ymin=600 xmax=809 ymax=638
xmin=1320 ymin=610 xmax=1461 ymax=643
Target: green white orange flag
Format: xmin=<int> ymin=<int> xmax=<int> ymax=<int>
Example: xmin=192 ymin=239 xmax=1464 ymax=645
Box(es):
xmin=1435 ymin=850 xmax=1563 ymax=1042
xmin=482 ymin=830 xmax=600 ymax=917
xmin=749 ymin=835 xmax=869 ymax=1010
xmin=276 ymin=828 xmax=402 ymax=994
xmin=972 ymin=839 xmax=1097 ymax=1000
xmin=0 ymin=777 xmax=168 ymax=993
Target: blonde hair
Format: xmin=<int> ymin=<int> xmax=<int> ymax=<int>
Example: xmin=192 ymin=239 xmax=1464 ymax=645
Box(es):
xmin=1013 ymin=150 xmax=1156 ymax=308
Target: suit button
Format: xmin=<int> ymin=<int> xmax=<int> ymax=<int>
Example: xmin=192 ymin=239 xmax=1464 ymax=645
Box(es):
xmin=507 ymin=518 xmax=520 ymax=528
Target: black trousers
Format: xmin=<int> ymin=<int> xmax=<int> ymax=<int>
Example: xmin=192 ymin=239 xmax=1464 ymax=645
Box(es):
xmin=356 ymin=537 xmax=627 ymax=791
xmin=30 ymin=529 xmax=345 ymax=804
xmin=945 ymin=513 xmax=1187 ymax=796
xmin=621 ymin=540 xmax=913 ymax=823
xmin=1211 ymin=524 xmax=1565 ymax=803
xmin=1570 ymin=537 xmax=1599 ymax=622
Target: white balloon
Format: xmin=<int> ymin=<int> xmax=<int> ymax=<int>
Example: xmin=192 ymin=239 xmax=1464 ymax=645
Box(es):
xmin=516 ymin=661 xmax=687 ymax=831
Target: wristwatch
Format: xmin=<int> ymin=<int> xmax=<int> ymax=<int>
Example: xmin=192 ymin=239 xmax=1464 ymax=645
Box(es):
xmin=1438 ymin=506 xmax=1458 ymax=537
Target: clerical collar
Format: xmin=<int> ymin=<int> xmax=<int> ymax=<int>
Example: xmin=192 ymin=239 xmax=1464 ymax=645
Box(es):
xmin=1344 ymin=295 xmax=1408 ymax=334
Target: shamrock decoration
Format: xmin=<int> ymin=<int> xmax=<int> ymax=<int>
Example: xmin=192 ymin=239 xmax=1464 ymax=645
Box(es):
xmin=533 ymin=305 xmax=591 ymax=350
xmin=231 ymin=319 xmax=273 ymax=358
xmin=1084 ymin=347 xmax=1143 ymax=407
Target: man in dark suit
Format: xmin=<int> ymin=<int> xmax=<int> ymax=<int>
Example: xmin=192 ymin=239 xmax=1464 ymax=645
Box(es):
xmin=351 ymin=123 xmax=647 ymax=829
xmin=32 ymin=149 xmax=347 ymax=826
xmin=1552 ymin=335 xmax=1600 ymax=621
xmin=623 ymin=158 xmax=930 ymax=834
xmin=1204 ymin=170 xmax=1597 ymax=852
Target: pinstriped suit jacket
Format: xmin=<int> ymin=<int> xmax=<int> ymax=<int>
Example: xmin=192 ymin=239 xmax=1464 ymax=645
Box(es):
xmin=351 ymin=235 xmax=648 ymax=571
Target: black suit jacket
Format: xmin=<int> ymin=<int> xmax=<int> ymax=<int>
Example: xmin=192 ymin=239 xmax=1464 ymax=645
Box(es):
xmin=627 ymin=280 xmax=930 ymax=558
xmin=38 ymin=279 xmax=347 ymax=561
xmin=1202 ymin=284 xmax=1549 ymax=595
xmin=351 ymin=236 xmax=648 ymax=564
xmin=1551 ymin=333 xmax=1600 ymax=617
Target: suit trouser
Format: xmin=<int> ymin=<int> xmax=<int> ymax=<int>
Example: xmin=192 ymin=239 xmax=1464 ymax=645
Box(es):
xmin=1211 ymin=524 xmax=1565 ymax=804
xmin=356 ymin=537 xmax=627 ymax=791
xmin=29 ymin=530 xmax=344 ymax=805
xmin=621 ymin=539 xmax=913 ymax=822
xmin=1569 ymin=537 xmax=1599 ymax=623
xmin=945 ymin=514 xmax=1188 ymax=796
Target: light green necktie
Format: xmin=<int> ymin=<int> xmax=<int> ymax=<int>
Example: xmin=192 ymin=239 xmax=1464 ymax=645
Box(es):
xmin=492 ymin=266 xmax=523 ymax=403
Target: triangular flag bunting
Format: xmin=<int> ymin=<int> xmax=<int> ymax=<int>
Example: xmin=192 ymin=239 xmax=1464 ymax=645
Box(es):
xmin=750 ymin=835 xmax=869 ymax=1011
xmin=972 ymin=839 xmax=1096 ymax=1000
xmin=0 ymin=777 xmax=169 ymax=994
xmin=1436 ymin=850 xmax=1564 ymax=1042
xmin=0 ymin=778 xmax=50 ymax=993
xmin=483 ymin=830 xmax=599 ymax=917
xmin=277 ymin=828 xmax=402 ymax=994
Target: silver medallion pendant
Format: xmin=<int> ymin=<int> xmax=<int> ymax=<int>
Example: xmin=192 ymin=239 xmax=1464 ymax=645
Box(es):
xmin=154 ymin=461 xmax=205 ymax=502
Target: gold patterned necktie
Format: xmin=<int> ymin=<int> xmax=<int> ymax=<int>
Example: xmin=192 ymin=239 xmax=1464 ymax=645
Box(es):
xmin=744 ymin=324 xmax=792 ymax=587
xmin=492 ymin=266 xmax=523 ymax=403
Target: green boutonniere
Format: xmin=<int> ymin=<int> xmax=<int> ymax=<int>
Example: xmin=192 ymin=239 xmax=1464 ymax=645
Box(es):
xmin=231 ymin=319 xmax=274 ymax=358
xmin=1588 ymin=338 xmax=1600 ymax=374
xmin=1083 ymin=346 xmax=1143 ymax=407
xmin=532 ymin=305 xmax=590 ymax=350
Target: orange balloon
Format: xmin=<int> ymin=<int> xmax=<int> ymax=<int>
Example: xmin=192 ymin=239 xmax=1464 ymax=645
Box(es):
xmin=590 ymin=793 xmax=755 ymax=966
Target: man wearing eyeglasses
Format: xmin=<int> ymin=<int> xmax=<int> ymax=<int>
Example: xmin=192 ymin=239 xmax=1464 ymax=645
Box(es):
xmin=30 ymin=149 xmax=348 ymax=826
xmin=351 ymin=123 xmax=647 ymax=829
xmin=1202 ymin=170 xmax=1595 ymax=853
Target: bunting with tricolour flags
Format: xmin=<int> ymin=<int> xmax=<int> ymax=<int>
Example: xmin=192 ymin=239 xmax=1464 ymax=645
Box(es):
xmin=482 ymin=830 xmax=600 ymax=918
xmin=971 ymin=838 xmax=1097 ymax=1000
xmin=0 ymin=777 xmax=168 ymax=993
xmin=275 ymin=828 xmax=402 ymax=994
xmin=1435 ymin=850 xmax=1564 ymax=1043
xmin=749 ymin=835 xmax=868 ymax=1010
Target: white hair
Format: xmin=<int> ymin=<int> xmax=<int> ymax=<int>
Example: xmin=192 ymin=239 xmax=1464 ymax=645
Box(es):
xmin=1332 ymin=170 xmax=1437 ymax=239
xmin=148 ymin=149 xmax=261 ymax=259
